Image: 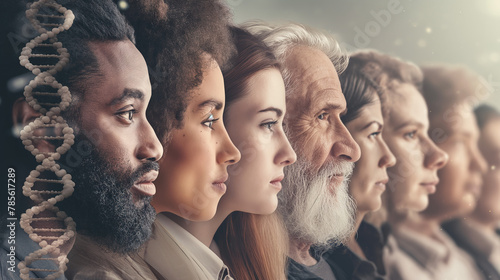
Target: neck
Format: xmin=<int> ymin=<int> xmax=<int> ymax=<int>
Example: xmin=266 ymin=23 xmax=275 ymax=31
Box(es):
xmin=288 ymin=238 xmax=317 ymax=266
xmin=468 ymin=212 xmax=500 ymax=231
xmin=395 ymin=211 xmax=441 ymax=238
xmin=346 ymin=211 xmax=366 ymax=259
xmin=465 ymin=213 xmax=498 ymax=232
xmin=166 ymin=203 xmax=233 ymax=248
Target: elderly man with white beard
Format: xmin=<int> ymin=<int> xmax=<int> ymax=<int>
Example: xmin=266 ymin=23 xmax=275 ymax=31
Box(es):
xmin=246 ymin=22 xmax=361 ymax=280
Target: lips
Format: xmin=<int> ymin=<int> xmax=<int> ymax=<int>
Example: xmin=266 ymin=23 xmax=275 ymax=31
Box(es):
xmin=375 ymin=178 xmax=389 ymax=190
xmin=212 ymin=174 xmax=228 ymax=193
xmin=270 ymin=175 xmax=284 ymax=190
xmin=420 ymin=179 xmax=439 ymax=194
xmin=131 ymin=170 xmax=159 ymax=198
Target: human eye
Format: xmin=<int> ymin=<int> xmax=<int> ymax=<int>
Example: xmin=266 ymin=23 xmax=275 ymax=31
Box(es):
xmin=318 ymin=112 xmax=328 ymax=120
xmin=202 ymin=113 xmax=220 ymax=129
xmin=369 ymin=131 xmax=381 ymax=139
xmin=116 ymin=107 xmax=137 ymax=124
xmin=260 ymin=120 xmax=278 ymax=132
xmin=404 ymin=130 xmax=417 ymax=140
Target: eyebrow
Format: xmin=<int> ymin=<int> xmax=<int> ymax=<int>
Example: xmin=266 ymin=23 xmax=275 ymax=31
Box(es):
xmin=109 ymin=88 xmax=144 ymax=106
xmin=198 ymin=99 xmax=223 ymax=111
xmin=394 ymin=120 xmax=424 ymax=131
xmin=258 ymin=107 xmax=283 ymax=117
xmin=322 ymin=103 xmax=348 ymax=116
xmin=362 ymin=121 xmax=383 ymax=130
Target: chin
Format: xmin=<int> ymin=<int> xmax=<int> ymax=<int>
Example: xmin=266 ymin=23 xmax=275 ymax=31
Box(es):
xmin=370 ymin=199 xmax=383 ymax=212
xmin=252 ymin=198 xmax=278 ymax=215
xmin=184 ymin=205 xmax=218 ymax=222
xmin=413 ymin=199 xmax=429 ymax=212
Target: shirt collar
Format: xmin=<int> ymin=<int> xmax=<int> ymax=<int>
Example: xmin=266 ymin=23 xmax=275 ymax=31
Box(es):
xmin=452 ymin=219 xmax=500 ymax=258
xmin=393 ymin=226 xmax=453 ymax=269
xmin=156 ymin=214 xmax=229 ymax=279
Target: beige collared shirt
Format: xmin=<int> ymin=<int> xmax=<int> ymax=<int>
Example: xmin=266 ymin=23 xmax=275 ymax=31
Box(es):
xmin=66 ymin=234 xmax=157 ymax=280
xmin=385 ymin=226 xmax=484 ymax=280
xmin=143 ymin=214 xmax=232 ymax=280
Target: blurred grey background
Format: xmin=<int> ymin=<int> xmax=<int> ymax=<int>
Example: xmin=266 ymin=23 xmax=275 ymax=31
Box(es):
xmin=227 ymin=0 xmax=500 ymax=110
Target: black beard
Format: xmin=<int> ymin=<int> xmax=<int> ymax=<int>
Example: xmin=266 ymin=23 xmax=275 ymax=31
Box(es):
xmin=58 ymin=135 xmax=158 ymax=253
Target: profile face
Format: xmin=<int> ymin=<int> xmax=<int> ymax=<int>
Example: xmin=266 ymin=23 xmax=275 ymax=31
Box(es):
xmin=346 ymin=95 xmax=396 ymax=213
xmin=78 ymin=40 xmax=163 ymax=204
xmin=382 ymin=84 xmax=448 ymax=212
xmin=284 ymin=45 xmax=361 ymax=181
xmin=68 ymin=40 xmax=163 ymax=252
xmin=153 ymin=59 xmax=241 ymax=221
xmin=426 ymin=108 xmax=487 ymax=217
xmin=278 ymin=46 xmax=361 ymax=245
xmin=474 ymin=118 xmax=500 ymax=221
xmin=222 ymin=68 xmax=296 ymax=215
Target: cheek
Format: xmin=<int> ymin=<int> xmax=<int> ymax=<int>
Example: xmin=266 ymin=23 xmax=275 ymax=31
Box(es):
xmin=227 ymin=146 xmax=271 ymax=193
xmin=436 ymin=158 xmax=466 ymax=195
xmin=289 ymin=123 xmax=330 ymax=163
xmin=388 ymin=156 xmax=419 ymax=189
xmin=480 ymin=171 xmax=500 ymax=205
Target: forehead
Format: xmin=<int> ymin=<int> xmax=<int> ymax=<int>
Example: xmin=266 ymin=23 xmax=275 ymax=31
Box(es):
xmin=385 ymin=83 xmax=428 ymax=129
xmin=358 ymin=96 xmax=383 ymax=123
xmin=284 ymin=45 xmax=345 ymax=111
xmin=189 ymin=60 xmax=224 ymax=112
xmin=243 ymin=68 xmax=286 ymax=108
xmin=431 ymin=103 xmax=479 ymax=139
xmin=85 ymin=40 xmax=151 ymax=102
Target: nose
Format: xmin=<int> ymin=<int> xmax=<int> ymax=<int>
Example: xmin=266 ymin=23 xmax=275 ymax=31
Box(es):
xmin=379 ymin=138 xmax=396 ymax=168
xmin=331 ymin=121 xmax=361 ymax=162
xmin=423 ymin=138 xmax=448 ymax=170
xmin=274 ymin=131 xmax=297 ymax=166
xmin=137 ymin=120 xmax=163 ymax=162
xmin=471 ymin=144 xmax=488 ymax=175
xmin=217 ymin=124 xmax=241 ymax=166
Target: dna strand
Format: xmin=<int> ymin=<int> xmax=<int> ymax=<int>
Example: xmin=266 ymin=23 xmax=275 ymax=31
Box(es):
xmin=18 ymin=0 xmax=76 ymax=279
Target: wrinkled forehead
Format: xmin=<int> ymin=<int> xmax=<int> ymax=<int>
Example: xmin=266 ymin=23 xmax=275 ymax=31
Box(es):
xmin=283 ymin=45 xmax=344 ymax=110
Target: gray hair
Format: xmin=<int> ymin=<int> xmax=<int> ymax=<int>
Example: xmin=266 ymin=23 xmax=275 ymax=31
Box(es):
xmin=242 ymin=21 xmax=348 ymax=97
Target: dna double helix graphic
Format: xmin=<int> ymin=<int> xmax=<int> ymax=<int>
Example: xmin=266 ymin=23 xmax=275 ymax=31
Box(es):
xmin=18 ymin=0 xmax=76 ymax=279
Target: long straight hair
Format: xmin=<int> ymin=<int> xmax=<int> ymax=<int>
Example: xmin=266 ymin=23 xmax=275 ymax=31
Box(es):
xmin=213 ymin=26 xmax=288 ymax=280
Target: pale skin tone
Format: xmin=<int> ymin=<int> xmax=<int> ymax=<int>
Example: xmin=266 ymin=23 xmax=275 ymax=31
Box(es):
xmin=412 ymin=106 xmax=487 ymax=240
xmin=172 ymin=68 xmax=296 ymax=247
xmin=382 ymin=84 xmax=448 ymax=221
xmin=469 ymin=117 xmax=500 ymax=230
xmin=153 ymin=59 xmax=241 ymax=222
xmin=422 ymin=108 xmax=487 ymax=222
xmin=344 ymin=96 xmax=396 ymax=258
xmin=282 ymin=46 xmax=361 ymax=266
xmin=16 ymin=40 xmax=163 ymax=255
xmin=381 ymin=83 xmax=449 ymax=239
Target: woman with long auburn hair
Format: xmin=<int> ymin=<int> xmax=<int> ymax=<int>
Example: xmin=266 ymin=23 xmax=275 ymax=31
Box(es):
xmin=176 ymin=26 xmax=297 ymax=280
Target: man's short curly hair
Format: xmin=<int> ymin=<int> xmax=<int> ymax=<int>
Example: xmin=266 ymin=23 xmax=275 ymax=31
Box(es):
xmin=124 ymin=0 xmax=234 ymax=145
